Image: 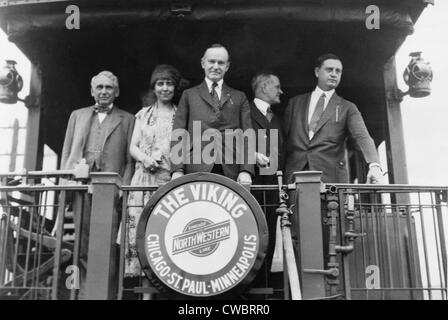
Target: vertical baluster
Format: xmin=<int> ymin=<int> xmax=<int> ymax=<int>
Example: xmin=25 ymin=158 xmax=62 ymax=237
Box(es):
xmin=256 ymin=190 xmax=265 ymax=299
xmin=434 ymin=190 xmax=447 ymax=299
xmin=12 ymin=207 xmax=23 ymax=293
xmin=70 ymin=190 xmax=85 ymax=300
xmin=35 ymin=190 xmax=49 ymax=298
xmin=23 ymin=200 xmax=35 ymax=293
xmin=357 ymin=189 xmax=369 ymax=299
xmin=52 ymin=190 xmax=66 ymax=300
xmin=32 ymin=195 xmax=43 ymax=299
xmin=369 ymin=190 xmax=382 ymax=298
xmin=117 ymin=190 xmax=127 ymax=300
xmin=0 ymin=202 xmax=12 ymax=287
xmin=383 ymin=194 xmax=394 ymax=291
xmin=338 ymin=189 xmax=351 ymax=300
xmin=404 ymin=202 xmax=417 ymax=300
xmin=392 ymin=202 xmax=405 ymax=288
xmin=417 ymin=192 xmax=432 ymax=299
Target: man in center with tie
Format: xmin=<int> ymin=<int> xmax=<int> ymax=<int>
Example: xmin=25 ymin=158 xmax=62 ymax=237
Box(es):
xmin=171 ymin=43 xmax=254 ymax=184
xmin=283 ymin=53 xmax=382 ymax=184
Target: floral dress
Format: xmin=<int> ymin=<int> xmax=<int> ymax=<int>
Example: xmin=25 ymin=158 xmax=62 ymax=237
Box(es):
xmin=124 ymin=104 xmax=176 ymax=277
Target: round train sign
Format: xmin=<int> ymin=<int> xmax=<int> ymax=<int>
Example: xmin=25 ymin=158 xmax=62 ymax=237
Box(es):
xmin=137 ymin=173 xmax=268 ymax=298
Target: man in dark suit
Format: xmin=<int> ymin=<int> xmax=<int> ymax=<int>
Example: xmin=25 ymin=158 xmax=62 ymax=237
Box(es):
xmin=284 ymin=54 xmax=382 ymax=283
xmin=249 ymin=73 xmax=285 ymax=290
xmin=284 ymin=53 xmax=382 ymax=184
xmin=61 ymin=71 xmax=134 ymax=297
xmin=250 ymin=72 xmax=284 ymax=185
xmin=171 ymin=44 xmax=254 ymax=183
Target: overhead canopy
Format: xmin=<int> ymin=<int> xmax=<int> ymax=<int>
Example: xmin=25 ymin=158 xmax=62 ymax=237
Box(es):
xmin=0 ymin=0 xmax=432 ymax=158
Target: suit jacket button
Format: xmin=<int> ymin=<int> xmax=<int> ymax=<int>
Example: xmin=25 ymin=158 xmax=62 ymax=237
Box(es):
xmin=339 ymin=161 xmax=344 ymax=166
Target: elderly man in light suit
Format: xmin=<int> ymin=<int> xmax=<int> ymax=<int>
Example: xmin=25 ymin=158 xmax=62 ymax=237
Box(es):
xmin=61 ymin=71 xmax=134 ymax=297
xmin=61 ymin=71 xmax=134 ymax=185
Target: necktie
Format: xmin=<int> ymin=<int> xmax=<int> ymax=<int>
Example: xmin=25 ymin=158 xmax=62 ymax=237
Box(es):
xmin=309 ymin=93 xmax=326 ymax=134
xmin=94 ymin=105 xmax=112 ymax=114
xmin=210 ymin=82 xmax=220 ymax=110
xmin=266 ymin=106 xmax=274 ymax=123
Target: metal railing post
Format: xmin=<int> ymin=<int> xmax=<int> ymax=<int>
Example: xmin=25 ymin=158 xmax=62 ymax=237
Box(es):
xmin=293 ymin=171 xmax=326 ymax=299
xmin=85 ymin=172 xmax=122 ymax=300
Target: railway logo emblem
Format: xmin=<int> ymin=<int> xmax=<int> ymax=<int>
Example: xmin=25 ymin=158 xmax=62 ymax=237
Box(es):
xmin=172 ymin=219 xmax=231 ymax=257
xmin=137 ymin=173 xmax=268 ymax=297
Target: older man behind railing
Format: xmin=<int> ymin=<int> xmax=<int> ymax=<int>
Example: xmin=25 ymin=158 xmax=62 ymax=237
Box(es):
xmin=60 ymin=71 xmax=134 ymax=299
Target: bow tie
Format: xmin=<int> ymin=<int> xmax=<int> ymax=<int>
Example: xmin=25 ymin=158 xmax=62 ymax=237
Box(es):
xmin=93 ymin=105 xmax=113 ymax=114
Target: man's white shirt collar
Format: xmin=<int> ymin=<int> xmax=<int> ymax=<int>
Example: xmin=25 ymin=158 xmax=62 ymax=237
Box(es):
xmin=313 ymin=86 xmax=335 ymax=101
xmin=309 ymin=86 xmax=336 ymax=118
xmin=253 ymin=98 xmax=270 ymax=116
xmin=308 ymin=87 xmax=335 ymax=139
xmin=205 ymin=78 xmax=224 ymax=99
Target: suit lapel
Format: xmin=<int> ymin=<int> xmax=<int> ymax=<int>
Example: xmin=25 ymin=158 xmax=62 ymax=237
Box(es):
xmin=220 ymin=83 xmax=231 ymax=107
xmin=79 ymin=107 xmax=95 ymax=146
xmin=301 ymin=93 xmax=312 ymax=142
xmin=250 ymin=101 xmax=269 ymax=129
xmin=104 ymin=105 xmax=122 ymax=143
xmin=313 ymin=93 xmax=341 ymax=135
xmin=198 ymin=81 xmax=217 ymax=111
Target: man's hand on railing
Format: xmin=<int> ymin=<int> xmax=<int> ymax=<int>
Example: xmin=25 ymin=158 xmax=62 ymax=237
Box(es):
xmin=255 ymin=152 xmax=270 ymax=168
xmin=237 ymin=171 xmax=252 ymax=186
xmin=366 ymin=165 xmax=383 ymax=184
xmin=171 ymin=171 xmax=184 ymax=180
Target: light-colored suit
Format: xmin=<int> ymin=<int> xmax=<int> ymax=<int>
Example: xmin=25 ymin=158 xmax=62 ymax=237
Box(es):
xmin=284 ymin=92 xmax=379 ymax=183
xmin=61 ymin=105 xmax=135 ymax=184
xmin=60 ymin=105 xmax=134 ymax=262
